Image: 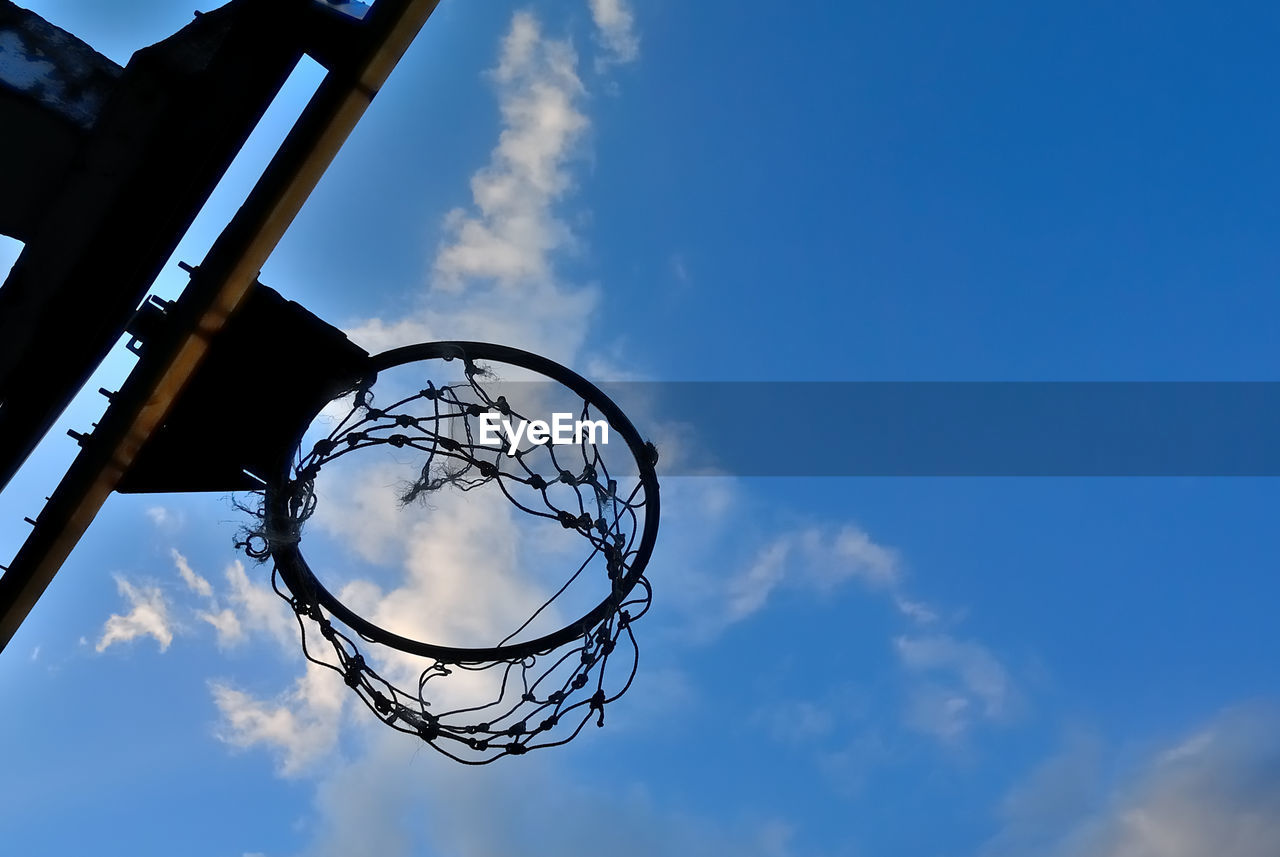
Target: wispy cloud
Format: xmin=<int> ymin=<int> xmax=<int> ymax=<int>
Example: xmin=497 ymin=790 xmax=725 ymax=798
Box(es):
xmin=163 ymin=551 xmax=256 ymax=649
xmin=703 ymin=524 xmax=920 ymax=635
xmin=983 ymin=705 xmax=1280 ymax=857
xmin=198 ymin=607 xmax=244 ymax=648
xmin=290 ymin=729 xmax=794 ymax=857
xmin=707 ymin=524 xmax=1016 ymax=745
xmin=435 ymin=12 xmax=587 ymax=288
xmin=222 ymin=559 xmax=294 ymax=650
xmin=145 ymin=505 xmax=183 ymax=530
xmin=588 ymin=0 xmax=639 ymax=68
xmin=894 ymin=634 xmax=1016 ymax=741
xmin=210 ymin=663 xmax=347 ymax=777
xmin=349 ymin=10 xmax=598 ymax=362
xmin=983 ymin=730 xmax=1104 ymax=857
xmin=96 ymin=576 xmax=174 ymax=653
xmin=172 ymin=548 xmax=212 ymax=599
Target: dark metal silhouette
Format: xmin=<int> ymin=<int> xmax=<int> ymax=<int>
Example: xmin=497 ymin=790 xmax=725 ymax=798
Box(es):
xmin=0 ymin=0 xmax=443 ymax=651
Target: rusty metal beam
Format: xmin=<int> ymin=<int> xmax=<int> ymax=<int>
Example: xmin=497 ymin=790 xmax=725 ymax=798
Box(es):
xmin=0 ymin=0 xmax=443 ymax=652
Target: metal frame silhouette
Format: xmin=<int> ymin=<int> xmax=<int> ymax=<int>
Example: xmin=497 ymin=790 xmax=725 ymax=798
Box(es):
xmin=0 ymin=0 xmax=443 ymax=651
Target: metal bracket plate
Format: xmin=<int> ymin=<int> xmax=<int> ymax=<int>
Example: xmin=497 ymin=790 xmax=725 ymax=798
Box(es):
xmin=117 ymin=283 xmax=369 ymax=493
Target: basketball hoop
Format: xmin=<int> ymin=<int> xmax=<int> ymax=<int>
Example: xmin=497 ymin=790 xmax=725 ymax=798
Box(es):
xmin=237 ymin=341 xmax=659 ymax=763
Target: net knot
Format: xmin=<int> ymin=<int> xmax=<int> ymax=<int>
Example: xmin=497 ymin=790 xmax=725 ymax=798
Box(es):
xmin=417 ymin=718 xmax=440 ymax=741
xmin=590 ymin=689 xmax=607 ymax=727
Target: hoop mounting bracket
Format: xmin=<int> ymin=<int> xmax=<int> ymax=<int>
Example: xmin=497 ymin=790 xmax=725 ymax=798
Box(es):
xmin=117 ymin=283 xmax=369 ymax=493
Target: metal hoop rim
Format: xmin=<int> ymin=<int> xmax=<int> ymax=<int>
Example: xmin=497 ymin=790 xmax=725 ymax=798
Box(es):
xmin=265 ymin=341 xmax=660 ymax=664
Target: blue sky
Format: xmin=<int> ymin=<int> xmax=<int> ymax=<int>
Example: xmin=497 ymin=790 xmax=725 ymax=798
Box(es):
xmin=3 ymin=1 xmax=1280 ymax=855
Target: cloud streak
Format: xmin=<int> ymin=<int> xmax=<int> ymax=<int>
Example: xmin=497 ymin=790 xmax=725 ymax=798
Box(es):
xmin=349 ymin=10 xmax=598 ymax=362
xmin=588 ymin=0 xmax=640 ymax=68
xmin=96 ymin=576 xmax=174 ymax=653
xmin=894 ymin=634 xmax=1016 ymax=741
xmin=211 ymin=662 xmax=348 ymax=777
xmin=704 ymin=524 xmax=921 ymax=635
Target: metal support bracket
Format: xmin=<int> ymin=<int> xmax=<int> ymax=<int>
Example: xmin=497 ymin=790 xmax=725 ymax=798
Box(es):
xmin=117 ymin=282 xmax=370 ymax=493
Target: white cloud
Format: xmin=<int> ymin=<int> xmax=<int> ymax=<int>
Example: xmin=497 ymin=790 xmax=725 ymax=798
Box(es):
xmin=161 ymin=551 xmax=252 ymax=648
xmin=707 ymin=524 xmax=919 ymax=634
xmin=145 ymin=506 xmax=182 ymax=529
xmin=297 ymin=482 xmax=582 ymax=718
xmin=819 ymin=525 xmax=902 ymax=589
xmin=291 ymin=728 xmax=794 ymax=857
xmin=1072 ymin=706 xmax=1280 ymax=857
xmin=893 ymin=594 xmax=939 ymax=624
xmin=306 ymin=461 xmax=414 ymax=565
xmin=172 ymin=548 xmax=212 ymax=599
xmin=894 ymin=634 xmax=1015 ymax=741
xmin=199 ymin=607 xmax=245 ymax=648
xmin=984 ymin=706 xmax=1280 ymax=857
xmin=211 ymin=662 xmax=347 ymax=777
xmin=96 ymin=576 xmax=174 ymax=653
xmin=588 ymin=0 xmax=639 ymax=67
xmin=224 ymin=560 xmax=295 ymax=650
xmin=674 ymin=522 xmax=1009 ymax=750
xmin=349 ymin=10 xmax=598 ymax=364
xmin=983 ymin=730 xmax=1104 ymax=857
xmin=725 ymin=539 xmax=790 ymax=624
